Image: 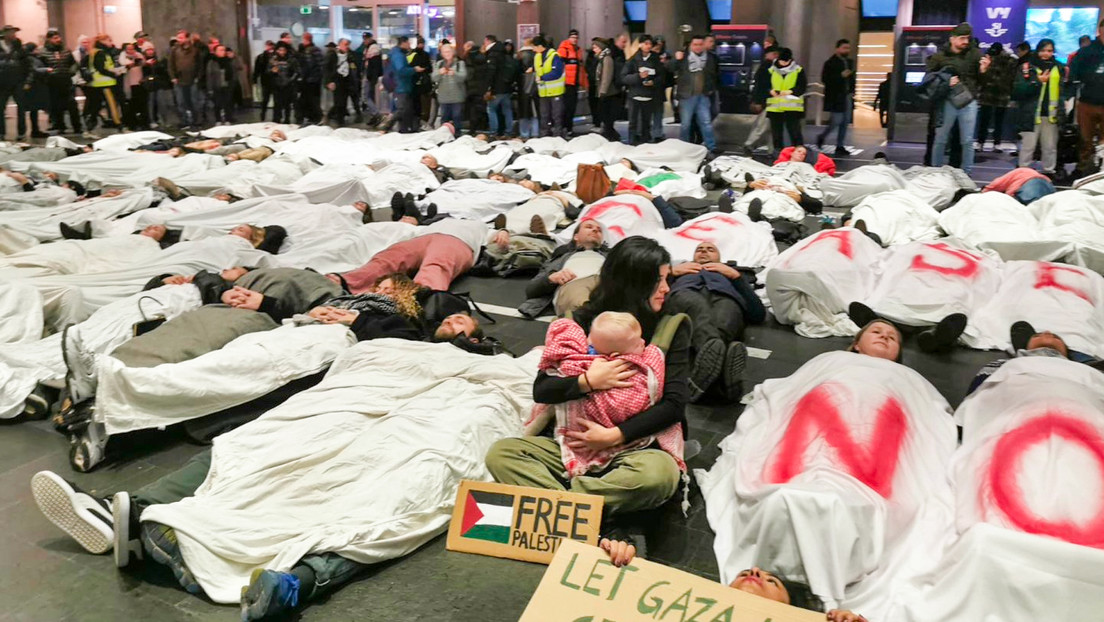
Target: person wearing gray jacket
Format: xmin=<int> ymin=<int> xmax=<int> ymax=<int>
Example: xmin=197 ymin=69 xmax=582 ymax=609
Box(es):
xmin=592 ymin=38 xmax=621 ymax=141
xmin=519 ymin=219 xmax=609 ymax=318
xmin=432 ymin=43 xmax=467 ymax=129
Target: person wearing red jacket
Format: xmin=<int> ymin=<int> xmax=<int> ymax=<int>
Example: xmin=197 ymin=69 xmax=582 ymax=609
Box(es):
xmin=558 ymin=29 xmax=589 ymax=137
xmin=774 ymin=145 xmax=836 ymax=175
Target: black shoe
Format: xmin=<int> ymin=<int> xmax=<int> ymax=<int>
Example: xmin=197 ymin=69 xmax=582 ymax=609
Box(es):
xmin=492 ymin=214 xmax=507 ymax=230
xmin=815 ymin=135 xmax=825 ymax=150
xmin=31 ymin=470 xmax=113 ymax=554
xmin=916 ymin=313 xmax=968 ymax=353
xmin=747 ymin=197 xmax=764 ymax=222
xmin=723 ymin=341 xmax=748 ymax=403
xmin=1010 ymin=320 xmax=1037 ymax=352
xmin=743 ymin=172 xmax=755 ymax=186
xmin=402 ymin=197 xmax=421 ymax=223
xmin=718 ymin=192 xmax=734 ymax=214
xmin=854 ymin=219 xmax=868 ymax=234
xmin=390 ymin=191 xmax=405 ymax=221
xmin=847 ymin=301 xmax=879 ymax=328
xmin=834 ymin=146 xmax=849 ymax=158
xmin=31 ymin=130 xmax=49 ymax=138
xmin=59 ymin=221 xmax=92 ymax=240
xmin=427 ymin=203 xmax=438 ymax=219
xmin=690 ymin=338 xmax=726 ymax=402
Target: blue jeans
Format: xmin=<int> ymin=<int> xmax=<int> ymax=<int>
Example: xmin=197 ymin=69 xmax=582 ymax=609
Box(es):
xmin=173 ymin=84 xmax=199 ymax=126
xmin=818 ymin=99 xmax=851 ymax=149
xmin=488 ymin=94 xmax=514 ymax=135
xmin=1014 ymin=177 xmax=1056 ymax=205
xmin=519 ymin=117 xmax=539 ymax=138
xmin=679 ymin=94 xmax=716 ymax=151
xmin=652 ymin=196 xmax=683 ymax=228
xmin=933 ymin=99 xmax=978 ymax=173
xmin=438 ymin=102 xmax=463 ymax=129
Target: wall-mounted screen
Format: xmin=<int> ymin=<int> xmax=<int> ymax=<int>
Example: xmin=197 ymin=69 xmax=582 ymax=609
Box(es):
xmin=707 ymin=0 xmax=732 ymax=21
xmin=624 ymin=1 xmax=647 ymax=22
xmin=1026 ymin=7 xmax=1101 ymax=58
xmin=862 ymin=0 xmax=898 ymax=18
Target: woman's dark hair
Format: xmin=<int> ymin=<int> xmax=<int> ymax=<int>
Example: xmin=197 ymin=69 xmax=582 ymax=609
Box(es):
xmin=779 ymin=578 xmax=825 ymax=612
xmin=1036 ymin=38 xmax=1056 ymax=52
xmin=158 ymin=227 xmax=182 ymax=249
xmin=576 ymin=236 xmax=670 ymax=338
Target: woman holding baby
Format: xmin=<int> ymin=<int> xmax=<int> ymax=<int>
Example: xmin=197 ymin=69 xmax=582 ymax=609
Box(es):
xmin=485 ymin=236 xmax=691 ymax=532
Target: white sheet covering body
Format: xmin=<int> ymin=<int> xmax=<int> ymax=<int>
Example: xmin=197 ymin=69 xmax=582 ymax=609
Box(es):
xmin=0 ymin=284 xmax=202 ymax=418
xmin=419 ymin=179 xmax=535 ymax=222
xmin=696 ymin=351 xmax=957 ymax=620
xmin=0 ymin=188 xmax=155 ymax=253
xmin=965 ymin=260 xmax=1104 ymax=357
xmin=0 ymin=235 xmax=163 ymax=279
xmin=595 ymin=139 xmax=707 ymax=172
xmin=96 ymin=323 xmax=358 ymax=434
xmin=23 ymin=151 xmax=225 ymax=189
xmin=140 ymin=340 xmax=539 ymax=603
xmin=904 ymin=356 xmax=1104 ymax=620
xmin=846 ymin=190 xmax=942 ymax=246
xmin=764 ymin=228 xmax=884 ymax=337
xmin=556 ymin=194 xmax=665 ymax=247
xmin=656 ymin=212 xmax=779 ymax=268
xmin=937 ymin=192 xmax=1073 ymax=263
xmin=867 ymin=240 xmax=1002 ymax=332
xmin=819 ymin=165 xmax=907 ymax=207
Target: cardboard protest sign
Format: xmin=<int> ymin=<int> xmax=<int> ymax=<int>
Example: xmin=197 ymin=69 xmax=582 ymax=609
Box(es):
xmin=446 ymin=480 xmax=603 ymax=564
xmin=520 ymin=540 xmax=825 ymax=622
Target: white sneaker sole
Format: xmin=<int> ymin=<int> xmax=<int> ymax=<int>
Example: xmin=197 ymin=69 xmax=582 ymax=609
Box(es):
xmin=112 ymin=492 xmax=134 ymax=567
xmin=31 ymin=471 xmax=112 ymax=554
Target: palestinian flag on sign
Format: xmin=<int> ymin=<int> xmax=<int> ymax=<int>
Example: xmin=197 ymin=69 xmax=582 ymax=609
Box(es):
xmin=460 ymin=490 xmax=514 ymax=544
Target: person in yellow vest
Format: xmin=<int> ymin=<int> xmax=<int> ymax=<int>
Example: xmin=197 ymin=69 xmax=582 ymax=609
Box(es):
xmin=80 ymin=33 xmax=123 ymax=135
xmin=1018 ymin=39 xmax=1065 ymax=176
xmin=765 ymin=48 xmax=807 ymax=155
xmin=532 ymin=35 xmax=567 ymax=137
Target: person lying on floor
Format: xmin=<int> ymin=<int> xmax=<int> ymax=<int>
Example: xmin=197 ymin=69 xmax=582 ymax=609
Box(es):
xmin=599 ymin=540 xmax=868 ymax=622
xmin=2 ymin=170 xmax=92 ymax=200
xmin=722 ymin=171 xmax=824 ymax=222
xmin=31 ymin=310 xmax=493 ymax=621
xmin=0 ymin=224 xmax=180 ymax=280
xmin=667 ymin=241 xmax=764 ymax=401
xmin=487 ymin=237 xmax=690 ymax=550
xmin=774 ymin=144 xmax=837 ymax=176
xmin=846 ymin=300 xmax=966 ymax=355
xmin=968 ymin=323 xmax=1104 ymax=394
xmin=335 ymin=216 xmax=500 ymax=293
xmin=64 ymin=265 xmax=347 ymax=405
xmin=520 ymin=218 xmax=609 ymax=318
xmin=982 ymin=167 xmax=1056 ymax=205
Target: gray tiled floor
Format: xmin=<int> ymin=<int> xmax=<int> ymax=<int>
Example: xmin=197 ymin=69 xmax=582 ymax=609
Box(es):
xmin=0 ymin=114 xmax=1013 ymax=621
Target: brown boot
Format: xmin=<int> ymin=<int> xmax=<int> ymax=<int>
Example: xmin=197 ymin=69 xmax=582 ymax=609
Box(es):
xmin=529 ymin=215 xmax=547 ymax=235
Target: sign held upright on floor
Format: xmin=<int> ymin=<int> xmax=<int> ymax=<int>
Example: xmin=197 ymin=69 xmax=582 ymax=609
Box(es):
xmin=446 ymin=480 xmax=603 ymax=564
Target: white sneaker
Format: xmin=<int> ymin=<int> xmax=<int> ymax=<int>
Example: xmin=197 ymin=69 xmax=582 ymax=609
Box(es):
xmin=31 ymin=471 xmax=113 ymax=554
xmin=62 ymin=325 xmax=98 ymax=404
xmin=972 ymin=141 xmax=981 ymax=151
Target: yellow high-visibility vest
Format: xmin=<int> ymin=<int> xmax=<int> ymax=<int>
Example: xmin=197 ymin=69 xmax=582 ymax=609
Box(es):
xmin=89 ymin=48 xmax=117 ymax=88
xmin=766 ymin=66 xmax=804 ymax=113
xmin=1034 ymin=65 xmax=1062 ymax=123
xmin=535 ymin=50 xmax=565 ymax=98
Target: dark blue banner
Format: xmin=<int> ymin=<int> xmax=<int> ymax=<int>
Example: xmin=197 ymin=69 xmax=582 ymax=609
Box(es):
xmin=967 ymin=0 xmax=1029 ymax=48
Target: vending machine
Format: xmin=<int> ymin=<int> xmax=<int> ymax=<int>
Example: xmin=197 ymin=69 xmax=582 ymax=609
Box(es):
xmin=889 ymin=26 xmax=954 ymax=142
xmin=711 ymin=25 xmax=769 ymax=114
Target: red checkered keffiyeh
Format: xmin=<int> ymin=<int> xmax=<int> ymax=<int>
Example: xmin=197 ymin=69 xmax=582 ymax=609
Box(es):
xmin=533 ymin=318 xmax=685 ymax=477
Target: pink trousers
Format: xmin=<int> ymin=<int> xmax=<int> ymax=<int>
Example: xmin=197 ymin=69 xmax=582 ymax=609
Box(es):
xmin=342 ymin=233 xmax=475 ymax=293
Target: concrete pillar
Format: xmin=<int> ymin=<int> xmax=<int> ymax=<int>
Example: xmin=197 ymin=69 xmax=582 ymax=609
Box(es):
xmin=536 ymin=0 xmax=622 ymax=47
xmin=457 ymin=0 xmax=516 ymax=45
xmin=646 ymin=0 xmax=708 ymax=49
xmin=139 ymin=0 xmax=238 ymax=56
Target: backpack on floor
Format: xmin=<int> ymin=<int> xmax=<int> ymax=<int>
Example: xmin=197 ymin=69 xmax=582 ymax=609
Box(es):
xmin=421 ymin=290 xmax=497 ymax=326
